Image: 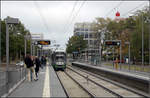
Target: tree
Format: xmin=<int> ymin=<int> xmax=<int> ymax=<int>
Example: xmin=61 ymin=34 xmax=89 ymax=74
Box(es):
xmin=66 ymin=35 xmax=87 ymax=54
xmin=1 ymin=16 xmax=31 ymax=62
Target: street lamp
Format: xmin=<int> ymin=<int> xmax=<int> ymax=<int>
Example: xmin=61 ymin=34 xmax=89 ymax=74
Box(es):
xmin=5 ymin=17 xmax=19 ymax=71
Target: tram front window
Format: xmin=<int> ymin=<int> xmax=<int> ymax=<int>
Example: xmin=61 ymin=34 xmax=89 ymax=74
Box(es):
xmin=56 ymin=56 xmax=64 ymax=61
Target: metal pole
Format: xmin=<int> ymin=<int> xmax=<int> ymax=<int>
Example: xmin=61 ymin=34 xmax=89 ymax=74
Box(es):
xmin=37 ymin=48 xmax=38 ymax=57
xmin=33 ymin=45 xmax=35 ymax=56
xmin=30 ymin=40 xmax=32 ymax=55
xmin=120 ymin=41 xmax=122 ymax=70
xmin=24 ymin=36 xmax=27 ymax=57
xmin=88 ymin=25 xmax=90 ymax=63
xmin=142 ymin=13 xmax=144 ymax=70
xmin=0 ymin=20 xmax=1 ymax=66
xmin=148 ymin=0 xmax=150 ymax=95
xmin=6 ymin=23 xmax=9 ymax=71
xmin=0 ymin=21 xmax=2 ymax=65
xmin=113 ymin=47 xmax=114 ymax=69
xmin=129 ymin=43 xmax=131 ymax=71
xmin=41 ymin=45 xmax=43 ymax=56
xmin=6 ymin=23 xmax=9 ymax=93
xmin=99 ymin=31 xmax=101 ymax=66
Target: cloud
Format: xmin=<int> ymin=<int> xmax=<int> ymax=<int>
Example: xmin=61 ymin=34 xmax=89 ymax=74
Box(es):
xmin=1 ymin=1 xmax=149 ymax=50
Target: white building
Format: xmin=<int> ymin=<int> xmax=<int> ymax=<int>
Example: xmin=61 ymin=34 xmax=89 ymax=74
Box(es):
xmin=74 ymin=22 xmax=100 ymax=62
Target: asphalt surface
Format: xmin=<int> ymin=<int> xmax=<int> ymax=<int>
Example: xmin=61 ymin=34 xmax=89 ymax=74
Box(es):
xmin=8 ymin=65 xmax=66 ymax=97
xmin=8 ymin=67 xmax=46 ymax=97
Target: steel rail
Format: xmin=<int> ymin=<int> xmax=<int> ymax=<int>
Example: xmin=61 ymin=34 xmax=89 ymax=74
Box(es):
xmin=55 ymin=71 xmax=69 ymax=98
xmin=67 ymin=67 xmax=122 ymax=98
xmin=68 ymin=65 xmax=149 ymax=98
xmin=64 ymin=71 xmax=95 ymax=98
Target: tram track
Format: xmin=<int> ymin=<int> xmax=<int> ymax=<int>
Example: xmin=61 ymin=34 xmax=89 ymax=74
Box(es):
xmin=56 ymin=71 xmax=91 ymax=97
xmin=66 ymin=65 xmax=145 ymax=98
xmin=64 ymin=69 xmax=117 ymax=97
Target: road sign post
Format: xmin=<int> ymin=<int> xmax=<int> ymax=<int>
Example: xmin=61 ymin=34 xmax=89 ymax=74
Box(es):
xmin=105 ymin=40 xmax=122 ymax=69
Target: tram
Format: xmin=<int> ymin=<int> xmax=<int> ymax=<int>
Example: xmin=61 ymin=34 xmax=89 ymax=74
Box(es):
xmin=51 ymin=51 xmax=66 ymax=71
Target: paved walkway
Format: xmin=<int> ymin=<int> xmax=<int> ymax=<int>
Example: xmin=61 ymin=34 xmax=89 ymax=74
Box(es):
xmin=78 ymin=61 xmax=149 ymax=78
xmin=8 ymin=65 xmax=66 ymax=97
xmin=74 ymin=62 xmax=149 ymax=81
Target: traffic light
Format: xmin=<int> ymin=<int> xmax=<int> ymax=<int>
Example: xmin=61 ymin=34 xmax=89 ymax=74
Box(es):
xmin=37 ymin=40 xmax=51 ymax=45
xmin=105 ymin=41 xmax=120 ymax=46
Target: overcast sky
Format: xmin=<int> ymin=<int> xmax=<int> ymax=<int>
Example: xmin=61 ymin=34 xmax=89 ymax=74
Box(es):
xmin=1 ymin=1 xmax=149 ymax=50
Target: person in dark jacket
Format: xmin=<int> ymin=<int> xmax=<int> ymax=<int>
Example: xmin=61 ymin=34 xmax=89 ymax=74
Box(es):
xmin=24 ymin=54 xmax=37 ymax=82
xmin=34 ymin=56 xmax=41 ymax=79
xmin=41 ymin=56 xmax=47 ymax=67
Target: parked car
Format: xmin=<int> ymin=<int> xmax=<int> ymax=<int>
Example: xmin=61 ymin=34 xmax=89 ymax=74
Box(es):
xmin=16 ymin=61 xmax=24 ymax=67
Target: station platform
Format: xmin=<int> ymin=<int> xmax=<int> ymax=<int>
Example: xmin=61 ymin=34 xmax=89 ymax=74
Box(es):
xmin=72 ymin=62 xmax=150 ymax=94
xmin=8 ymin=64 xmax=67 ymax=97
xmin=72 ymin=62 xmax=149 ymax=80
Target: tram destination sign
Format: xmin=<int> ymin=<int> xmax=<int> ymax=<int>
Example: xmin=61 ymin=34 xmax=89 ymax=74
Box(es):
xmin=105 ymin=40 xmax=120 ymax=46
xmin=37 ymin=40 xmax=51 ymax=45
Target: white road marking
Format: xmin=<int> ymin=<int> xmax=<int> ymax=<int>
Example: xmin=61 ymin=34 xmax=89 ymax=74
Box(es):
xmin=43 ymin=66 xmax=50 ymax=97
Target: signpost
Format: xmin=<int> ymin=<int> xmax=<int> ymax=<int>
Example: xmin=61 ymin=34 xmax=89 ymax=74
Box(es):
xmin=105 ymin=40 xmax=122 ymax=69
xmin=105 ymin=41 xmax=120 ymax=46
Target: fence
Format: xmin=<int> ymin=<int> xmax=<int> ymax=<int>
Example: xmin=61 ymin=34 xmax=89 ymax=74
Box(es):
xmin=0 ymin=66 xmax=26 ymax=97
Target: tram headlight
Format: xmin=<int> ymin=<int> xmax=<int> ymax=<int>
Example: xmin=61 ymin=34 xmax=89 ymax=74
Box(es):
xmin=56 ymin=62 xmax=64 ymax=65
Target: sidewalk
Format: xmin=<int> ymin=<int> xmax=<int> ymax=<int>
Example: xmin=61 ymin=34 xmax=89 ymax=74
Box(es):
xmin=8 ymin=65 xmax=66 ymax=97
xmin=8 ymin=67 xmax=46 ymax=97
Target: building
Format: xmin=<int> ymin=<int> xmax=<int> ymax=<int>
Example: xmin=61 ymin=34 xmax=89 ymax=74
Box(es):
xmin=74 ymin=22 xmax=100 ymax=63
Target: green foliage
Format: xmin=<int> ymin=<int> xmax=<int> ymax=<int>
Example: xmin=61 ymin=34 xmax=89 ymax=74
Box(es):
xmin=97 ymin=6 xmax=150 ymax=63
xmin=1 ymin=16 xmax=31 ymax=62
xmin=66 ymin=35 xmax=87 ymax=53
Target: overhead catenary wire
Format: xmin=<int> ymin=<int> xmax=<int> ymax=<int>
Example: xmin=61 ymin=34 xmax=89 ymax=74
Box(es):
xmin=34 ymin=1 xmax=51 ymax=33
xmin=63 ymin=0 xmax=78 ymax=34
xmin=122 ymin=2 xmax=147 ymax=17
xmin=105 ymin=0 xmax=124 ymax=18
xmin=65 ymin=0 xmax=86 ymax=34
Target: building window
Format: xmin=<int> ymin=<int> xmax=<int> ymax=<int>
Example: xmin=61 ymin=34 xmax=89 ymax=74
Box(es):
xmin=85 ymin=34 xmax=88 ymax=38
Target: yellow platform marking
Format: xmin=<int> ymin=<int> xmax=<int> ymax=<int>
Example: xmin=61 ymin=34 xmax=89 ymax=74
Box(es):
xmin=43 ymin=66 xmax=50 ymax=97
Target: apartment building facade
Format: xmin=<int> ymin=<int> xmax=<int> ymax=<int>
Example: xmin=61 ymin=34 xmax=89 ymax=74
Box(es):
xmin=74 ymin=22 xmax=100 ymax=63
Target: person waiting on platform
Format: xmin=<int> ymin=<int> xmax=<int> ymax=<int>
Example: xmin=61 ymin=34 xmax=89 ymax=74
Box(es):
xmin=41 ymin=56 xmax=47 ymax=67
xmin=34 ymin=56 xmax=41 ymax=79
xmin=24 ymin=54 xmax=37 ymax=82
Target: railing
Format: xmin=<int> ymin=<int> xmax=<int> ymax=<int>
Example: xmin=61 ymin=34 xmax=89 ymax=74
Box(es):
xmin=0 ymin=65 xmax=26 ymax=97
